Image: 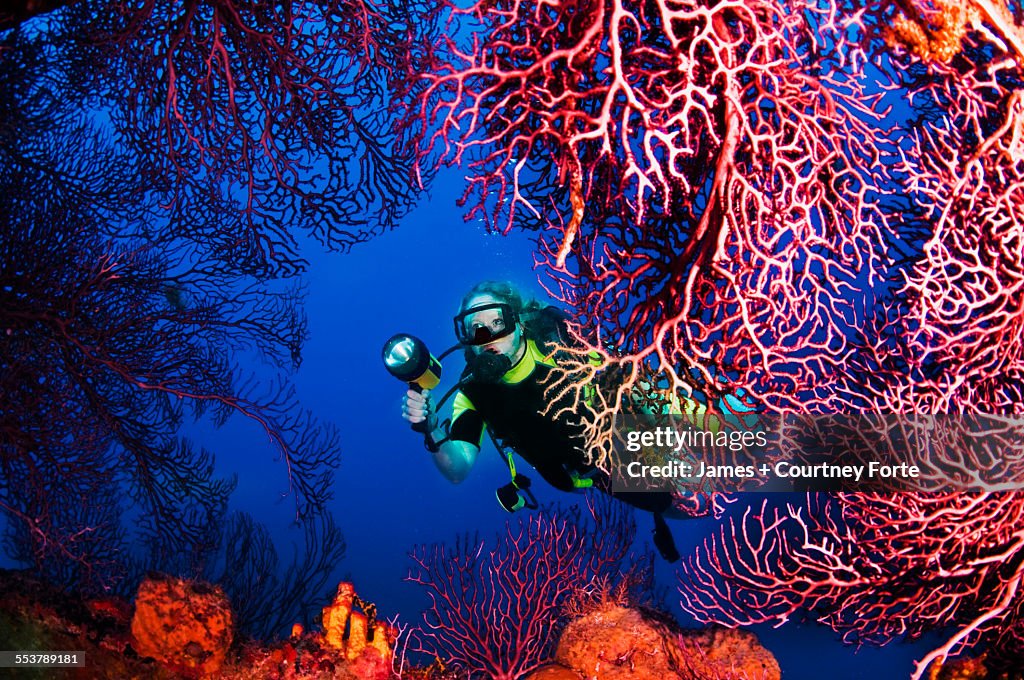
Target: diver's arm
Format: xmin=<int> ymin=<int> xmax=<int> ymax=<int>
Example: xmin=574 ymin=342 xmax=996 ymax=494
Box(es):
xmin=402 ymin=388 xmax=479 ymax=484
xmin=427 ymin=432 xmax=479 ymax=484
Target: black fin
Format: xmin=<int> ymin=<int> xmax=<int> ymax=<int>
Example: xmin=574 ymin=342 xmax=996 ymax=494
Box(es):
xmin=652 ymin=512 xmax=681 ymax=562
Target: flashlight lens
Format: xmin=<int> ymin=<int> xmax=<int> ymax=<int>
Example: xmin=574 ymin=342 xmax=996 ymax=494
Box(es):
xmin=384 ymin=337 xmax=419 ymax=370
xmin=383 ymin=334 xmax=429 ymax=382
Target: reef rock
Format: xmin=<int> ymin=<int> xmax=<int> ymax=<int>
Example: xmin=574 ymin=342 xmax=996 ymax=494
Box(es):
xmin=675 ymin=625 xmax=781 ymax=680
xmin=524 ymin=663 xmax=585 ymax=679
xmin=555 ymin=605 xmax=682 ymax=679
xmin=554 ymin=604 xmax=779 ymax=680
xmin=130 ymin=574 xmax=233 ymax=678
xmin=926 ymin=653 xmax=999 ymax=680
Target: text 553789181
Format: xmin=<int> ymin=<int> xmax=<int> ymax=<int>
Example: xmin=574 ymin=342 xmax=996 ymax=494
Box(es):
xmin=0 ymin=652 xmax=85 ymax=667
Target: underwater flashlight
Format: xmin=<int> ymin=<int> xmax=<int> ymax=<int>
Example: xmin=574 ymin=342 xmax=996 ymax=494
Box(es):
xmin=382 ymin=334 xmax=442 ymax=389
xmin=383 ymin=334 xmax=443 ymax=433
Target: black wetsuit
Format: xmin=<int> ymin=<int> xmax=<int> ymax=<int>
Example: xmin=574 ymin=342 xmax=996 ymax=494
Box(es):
xmin=447 ymin=309 xmax=675 ymax=517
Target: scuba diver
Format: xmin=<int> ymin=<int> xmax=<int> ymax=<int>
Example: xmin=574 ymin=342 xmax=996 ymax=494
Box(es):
xmin=395 ymin=280 xmax=691 ymax=561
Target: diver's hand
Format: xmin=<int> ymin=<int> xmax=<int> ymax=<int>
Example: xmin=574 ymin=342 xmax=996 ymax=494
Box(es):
xmin=402 ymin=388 xmax=437 ymax=431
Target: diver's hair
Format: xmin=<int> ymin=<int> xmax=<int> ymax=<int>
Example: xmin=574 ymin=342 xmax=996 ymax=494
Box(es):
xmin=459 ymin=280 xmax=550 ymax=342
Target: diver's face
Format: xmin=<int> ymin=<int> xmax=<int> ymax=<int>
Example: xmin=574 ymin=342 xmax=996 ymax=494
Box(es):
xmin=463 ymin=294 xmax=523 ymax=359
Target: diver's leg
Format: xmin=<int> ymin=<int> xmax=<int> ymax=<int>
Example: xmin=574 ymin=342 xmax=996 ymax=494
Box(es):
xmin=606 ymin=489 xmax=682 ymax=562
xmin=591 ymin=478 xmax=683 ymax=562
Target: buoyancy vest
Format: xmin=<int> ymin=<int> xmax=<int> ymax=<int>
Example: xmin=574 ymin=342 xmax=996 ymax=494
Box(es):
xmin=457 ymin=306 xmax=593 ymax=491
xmin=458 ymin=358 xmax=592 ymax=492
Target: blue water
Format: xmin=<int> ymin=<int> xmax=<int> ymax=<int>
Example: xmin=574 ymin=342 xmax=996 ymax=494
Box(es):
xmin=190 ymin=167 xmax=940 ymax=678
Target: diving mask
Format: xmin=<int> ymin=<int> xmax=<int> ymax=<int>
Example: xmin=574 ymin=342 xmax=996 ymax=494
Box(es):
xmin=453 ymin=302 xmax=519 ymax=346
